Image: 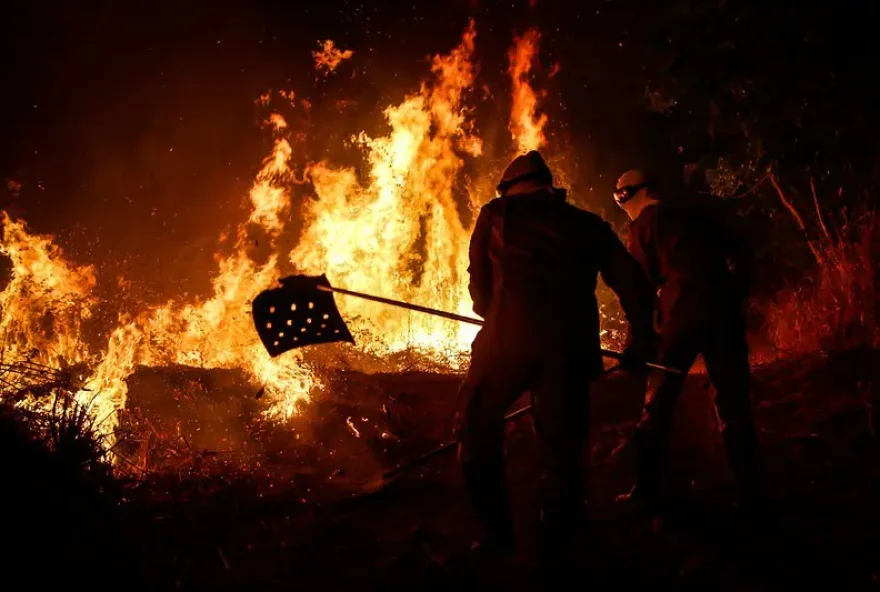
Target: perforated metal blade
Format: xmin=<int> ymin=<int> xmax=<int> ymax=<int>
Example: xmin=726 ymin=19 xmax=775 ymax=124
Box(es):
xmin=252 ymin=274 xmax=355 ymax=357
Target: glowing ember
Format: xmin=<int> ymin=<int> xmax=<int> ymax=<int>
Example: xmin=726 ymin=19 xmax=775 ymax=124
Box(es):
xmin=346 ymin=416 xmax=361 ymax=438
xmin=313 ymin=39 xmax=354 ymax=75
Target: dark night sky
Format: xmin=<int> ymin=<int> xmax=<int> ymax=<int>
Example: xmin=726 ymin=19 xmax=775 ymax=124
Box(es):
xmin=1 ymin=0 xmax=870 ymax=303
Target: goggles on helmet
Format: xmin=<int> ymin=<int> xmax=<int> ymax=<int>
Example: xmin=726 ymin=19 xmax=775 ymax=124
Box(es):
xmin=613 ymin=182 xmax=649 ymax=204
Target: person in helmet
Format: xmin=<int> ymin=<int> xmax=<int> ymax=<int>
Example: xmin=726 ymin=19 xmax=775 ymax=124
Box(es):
xmin=612 ymin=168 xmax=763 ymax=513
xmin=455 ymin=151 xmax=657 ymax=567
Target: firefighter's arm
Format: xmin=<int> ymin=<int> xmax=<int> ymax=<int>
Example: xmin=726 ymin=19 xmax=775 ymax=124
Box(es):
xmin=467 ymin=205 xmax=493 ymax=318
xmin=596 ymin=221 xmax=658 ymax=357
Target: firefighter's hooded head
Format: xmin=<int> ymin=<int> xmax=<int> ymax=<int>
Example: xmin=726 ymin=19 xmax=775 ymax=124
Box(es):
xmin=496 ymin=150 xmax=557 ymax=196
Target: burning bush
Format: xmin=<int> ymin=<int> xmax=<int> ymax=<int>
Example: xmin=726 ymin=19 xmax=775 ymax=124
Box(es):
xmin=766 ymin=205 xmax=879 ymax=355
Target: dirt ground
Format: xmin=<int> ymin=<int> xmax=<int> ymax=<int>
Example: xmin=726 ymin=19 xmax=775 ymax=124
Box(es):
xmin=3 ymin=350 xmax=879 ymax=591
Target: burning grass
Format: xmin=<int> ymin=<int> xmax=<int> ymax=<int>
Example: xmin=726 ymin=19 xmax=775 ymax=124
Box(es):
xmin=0 ymin=360 xmax=119 ymax=483
xmin=766 ymin=206 xmax=879 ymax=356
xmin=1 ymin=339 xmax=878 ymax=589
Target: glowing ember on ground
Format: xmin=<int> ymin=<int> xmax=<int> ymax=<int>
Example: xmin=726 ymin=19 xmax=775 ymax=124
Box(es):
xmin=346 ymin=416 xmax=361 ymax=438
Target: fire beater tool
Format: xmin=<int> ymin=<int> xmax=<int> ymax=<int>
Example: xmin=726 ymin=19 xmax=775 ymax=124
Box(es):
xmin=251 ymin=274 xmax=681 ymax=374
xmin=251 ymin=275 xmax=676 ymax=496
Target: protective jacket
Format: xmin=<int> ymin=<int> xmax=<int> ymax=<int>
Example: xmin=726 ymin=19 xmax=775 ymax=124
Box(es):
xmin=468 ymin=187 xmax=657 ymax=375
xmin=626 ymin=199 xmax=753 ymax=336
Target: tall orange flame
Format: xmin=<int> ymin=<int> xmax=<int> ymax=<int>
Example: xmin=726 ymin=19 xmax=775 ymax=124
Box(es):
xmin=138 ymin=112 xmax=317 ymax=423
xmin=508 ymin=29 xmax=548 ymax=153
xmin=0 ymin=214 xmax=97 ymax=369
xmin=0 ymin=110 xmax=314 ymax=448
xmin=291 ymin=21 xmax=481 ymax=361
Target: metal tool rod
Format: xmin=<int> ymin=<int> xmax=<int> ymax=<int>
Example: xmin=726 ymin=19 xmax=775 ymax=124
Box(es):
xmin=317 ymin=284 xmax=681 ymax=374
xmin=317 ymin=284 xmax=481 ymax=325
xmin=379 ymin=363 xmax=623 ymax=481
xmin=381 ymin=402 xmax=534 ymax=480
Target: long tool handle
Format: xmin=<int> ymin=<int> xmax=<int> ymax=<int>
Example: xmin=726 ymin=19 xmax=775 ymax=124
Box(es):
xmin=318 ymin=284 xmax=481 ymax=325
xmin=381 ymin=402 xmax=534 ymax=481
xmin=380 ymin=363 xmax=622 ymax=481
xmin=317 ymin=284 xmax=681 ymax=374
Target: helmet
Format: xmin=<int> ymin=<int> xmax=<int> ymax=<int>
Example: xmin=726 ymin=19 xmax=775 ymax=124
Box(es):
xmin=614 ymin=169 xmax=657 ymax=205
xmin=496 ymin=150 xmax=553 ymax=195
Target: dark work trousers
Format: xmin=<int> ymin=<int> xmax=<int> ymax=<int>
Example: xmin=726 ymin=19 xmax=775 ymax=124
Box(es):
xmin=633 ymin=310 xmax=763 ymax=506
xmin=455 ymin=327 xmax=592 ymax=562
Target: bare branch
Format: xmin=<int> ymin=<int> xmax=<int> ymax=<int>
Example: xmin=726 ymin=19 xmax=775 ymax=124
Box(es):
xmin=809 ymin=174 xmax=832 ymax=241
xmin=768 ymin=172 xmax=823 ymax=264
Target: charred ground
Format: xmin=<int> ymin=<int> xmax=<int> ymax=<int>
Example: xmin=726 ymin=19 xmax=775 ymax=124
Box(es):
xmin=2 ymin=349 xmax=878 ymax=590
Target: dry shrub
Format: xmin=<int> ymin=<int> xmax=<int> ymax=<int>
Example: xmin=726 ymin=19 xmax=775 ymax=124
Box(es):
xmin=0 ymin=392 xmax=135 ymax=588
xmin=766 ymin=207 xmax=879 ymax=355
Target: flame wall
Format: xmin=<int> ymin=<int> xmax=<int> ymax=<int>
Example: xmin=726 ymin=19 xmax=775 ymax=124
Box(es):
xmin=0 ymin=22 xmax=618 ymax=463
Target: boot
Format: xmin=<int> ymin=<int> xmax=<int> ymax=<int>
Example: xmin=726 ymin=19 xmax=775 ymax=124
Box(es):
xmin=537 ymin=506 xmax=578 ymax=568
xmin=536 ymin=461 xmax=587 ymax=572
xmin=721 ymin=423 xmax=765 ymax=518
xmin=461 ymin=459 xmax=516 ymax=555
xmin=619 ymin=427 xmax=668 ymax=516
